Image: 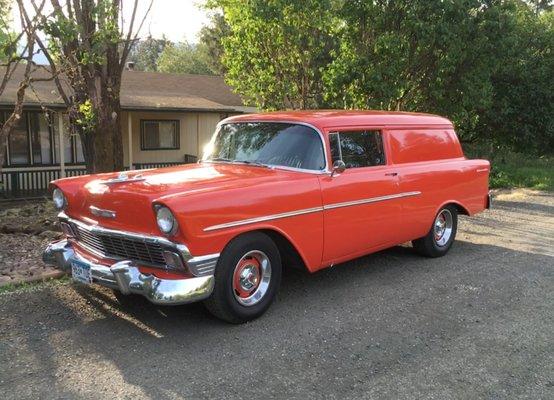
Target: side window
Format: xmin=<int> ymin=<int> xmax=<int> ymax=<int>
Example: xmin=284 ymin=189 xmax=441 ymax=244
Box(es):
xmin=331 ymin=130 xmax=385 ymax=168
xmin=329 ymin=133 xmax=341 ymax=164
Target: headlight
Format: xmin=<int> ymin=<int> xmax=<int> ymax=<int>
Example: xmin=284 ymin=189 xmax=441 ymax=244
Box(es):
xmin=52 ymin=188 xmax=66 ymax=210
xmin=156 ymin=206 xmax=177 ymax=234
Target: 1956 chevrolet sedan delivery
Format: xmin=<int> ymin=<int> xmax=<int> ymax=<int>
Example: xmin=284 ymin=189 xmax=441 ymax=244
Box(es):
xmin=43 ymin=111 xmax=490 ymax=323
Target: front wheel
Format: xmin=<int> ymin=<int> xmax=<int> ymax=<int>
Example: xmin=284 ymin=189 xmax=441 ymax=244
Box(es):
xmin=204 ymin=232 xmax=282 ymax=323
xmin=412 ymin=205 xmax=458 ymax=257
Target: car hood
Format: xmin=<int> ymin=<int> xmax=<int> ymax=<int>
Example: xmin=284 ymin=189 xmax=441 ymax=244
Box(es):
xmin=84 ymin=162 xmax=299 ymax=197
xmin=60 ymin=162 xmax=307 ymax=234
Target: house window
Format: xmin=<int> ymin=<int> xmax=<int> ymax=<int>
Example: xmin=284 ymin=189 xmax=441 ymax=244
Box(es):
xmin=330 ymin=130 xmax=386 ymax=168
xmin=52 ymin=114 xmax=84 ymax=164
xmin=141 ymin=120 xmax=180 ymax=150
xmin=30 ymin=112 xmax=53 ymax=165
xmin=8 ymin=114 xmax=30 ymax=165
xmin=1 ymin=111 xmax=86 ymax=167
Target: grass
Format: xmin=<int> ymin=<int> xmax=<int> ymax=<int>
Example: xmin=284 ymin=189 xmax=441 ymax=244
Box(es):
xmin=489 ymin=154 xmax=552 ymax=191
xmin=464 ymin=145 xmax=553 ymax=191
xmin=0 ymin=275 xmax=70 ymax=295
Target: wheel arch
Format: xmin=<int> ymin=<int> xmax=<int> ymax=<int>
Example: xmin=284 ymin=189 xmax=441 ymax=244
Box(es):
xmin=223 ymin=227 xmax=311 ymax=273
xmin=436 ymin=200 xmax=470 ymax=217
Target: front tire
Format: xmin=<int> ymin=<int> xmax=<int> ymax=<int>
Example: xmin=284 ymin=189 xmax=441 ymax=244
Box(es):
xmin=204 ymin=232 xmax=282 ymax=323
xmin=412 ymin=205 xmax=458 ymax=257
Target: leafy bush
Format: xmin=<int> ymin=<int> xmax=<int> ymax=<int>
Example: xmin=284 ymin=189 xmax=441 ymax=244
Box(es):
xmin=465 ymin=144 xmax=552 ymax=190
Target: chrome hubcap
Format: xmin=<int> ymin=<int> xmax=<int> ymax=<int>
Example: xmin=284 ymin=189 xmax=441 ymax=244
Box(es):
xmin=434 ymin=209 xmax=453 ymax=247
xmin=233 ymin=250 xmax=271 ymax=306
xmin=239 ymin=265 xmax=260 ymax=291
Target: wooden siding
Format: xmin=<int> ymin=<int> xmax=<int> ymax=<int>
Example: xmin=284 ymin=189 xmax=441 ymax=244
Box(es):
xmin=121 ymin=111 xmax=231 ymax=166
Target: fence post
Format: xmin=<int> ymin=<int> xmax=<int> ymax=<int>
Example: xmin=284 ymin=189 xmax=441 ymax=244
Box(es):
xmin=128 ymin=113 xmax=134 ymax=170
xmin=58 ymin=114 xmax=66 ymax=178
xmin=10 ymin=171 xmax=19 ymax=197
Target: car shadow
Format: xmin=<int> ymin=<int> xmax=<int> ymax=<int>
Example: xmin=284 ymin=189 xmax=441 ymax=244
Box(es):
xmin=2 ymin=236 xmax=553 ymax=399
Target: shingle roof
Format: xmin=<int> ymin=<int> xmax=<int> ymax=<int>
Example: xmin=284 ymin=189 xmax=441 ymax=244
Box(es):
xmin=0 ymin=65 xmax=253 ymax=113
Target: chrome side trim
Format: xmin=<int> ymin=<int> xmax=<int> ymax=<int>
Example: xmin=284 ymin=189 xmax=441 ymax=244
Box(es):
xmin=204 ymin=206 xmax=324 ymax=232
xmin=323 ymin=191 xmax=421 ymax=210
xmin=203 ymin=191 xmax=422 ymax=232
xmin=89 ymin=205 xmax=116 ymax=219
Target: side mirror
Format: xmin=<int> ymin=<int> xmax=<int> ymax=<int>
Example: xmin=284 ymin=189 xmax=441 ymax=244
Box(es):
xmin=331 ymin=160 xmax=346 ymax=177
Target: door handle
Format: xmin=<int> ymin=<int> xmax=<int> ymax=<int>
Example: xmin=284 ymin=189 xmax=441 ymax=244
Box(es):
xmin=385 ymin=172 xmax=398 ymax=176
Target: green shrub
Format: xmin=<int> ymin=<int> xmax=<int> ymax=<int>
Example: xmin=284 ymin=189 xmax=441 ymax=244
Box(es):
xmin=464 ymin=144 xmax=552 ymax=190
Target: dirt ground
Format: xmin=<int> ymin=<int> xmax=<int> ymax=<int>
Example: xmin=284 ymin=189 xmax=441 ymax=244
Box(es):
xmin=0 ymin=189 xmax=552 ymax=399
xmin=0 ymin=201 xmax=62 ymax=285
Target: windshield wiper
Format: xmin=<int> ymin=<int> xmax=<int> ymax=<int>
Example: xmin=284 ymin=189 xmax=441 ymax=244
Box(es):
xmin=207 ymin=157 xmax=233 ymax=163
xmin=206 ymin=158 xmax=272 ymax=168
xmin=235 ymin=160 xmax=273 ymax=169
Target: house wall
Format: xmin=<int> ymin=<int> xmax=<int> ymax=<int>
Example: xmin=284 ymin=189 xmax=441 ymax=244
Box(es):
xmin=121 ymin=111 xmax=227 ymax=167
xmin=0 ymin=108 xmax=242 ymax=198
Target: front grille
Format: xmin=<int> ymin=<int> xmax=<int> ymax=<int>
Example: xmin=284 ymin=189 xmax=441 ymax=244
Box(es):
xmin=73 ymin=224 xmax=166 ymax=266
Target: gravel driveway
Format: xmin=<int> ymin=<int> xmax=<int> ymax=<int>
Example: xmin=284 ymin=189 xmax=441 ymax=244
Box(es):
xmin=0 ymin=189 xmax=552 ymax=400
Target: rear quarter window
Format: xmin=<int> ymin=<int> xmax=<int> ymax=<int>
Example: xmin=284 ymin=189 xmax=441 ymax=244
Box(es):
xmin=388 ymin=129 xmax=463 ymax=164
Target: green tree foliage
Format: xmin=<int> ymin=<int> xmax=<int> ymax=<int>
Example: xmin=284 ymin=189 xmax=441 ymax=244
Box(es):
xmin=128 ymin=35 xmax=169 ymax=71
xmin=209 ymin=0 xmax=337 ymax=109
xmin=0 ymin=0 xmax=16 ymax=63
xmin=477 ymin=3 xmax=553 ymax=154
xmin=210 ymin=0 xmax=553 ymax=155
xmin=198 ymin=13 xmax=230 ymax=74
xmin=157 ymin=41 xmax=213 ymax=75
xmin=323 ymin=0 xmax=511 ymax=141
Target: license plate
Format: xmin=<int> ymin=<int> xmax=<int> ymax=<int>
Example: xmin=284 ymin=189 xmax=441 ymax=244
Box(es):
xmin=71 ymin=258 xmax=92 ymax=285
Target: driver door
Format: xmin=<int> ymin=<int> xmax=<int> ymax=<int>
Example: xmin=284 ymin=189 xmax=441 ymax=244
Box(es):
xmin=318 ymin=129 xmax=401 ymax=264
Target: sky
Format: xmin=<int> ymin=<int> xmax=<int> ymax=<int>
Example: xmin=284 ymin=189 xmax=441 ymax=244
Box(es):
xmin=13 ymin=0 xmax=211 ymax=43
xmin=125 ymin=0 xmax=210 ymax=43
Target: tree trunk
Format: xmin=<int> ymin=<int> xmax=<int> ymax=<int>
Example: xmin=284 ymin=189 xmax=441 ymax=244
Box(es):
xmin=93 ymin=97 xmax=123 ymax=172
xmin=70 ymin=74 xmax=124 ymax=174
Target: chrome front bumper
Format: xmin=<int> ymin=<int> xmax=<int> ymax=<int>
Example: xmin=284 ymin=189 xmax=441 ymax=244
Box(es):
xmin=43 ymin=239 xmax=215 ymax=305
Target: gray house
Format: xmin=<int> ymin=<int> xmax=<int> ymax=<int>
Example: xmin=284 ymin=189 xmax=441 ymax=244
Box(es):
xmin=0 ymin=67 xmax=253 ymax=198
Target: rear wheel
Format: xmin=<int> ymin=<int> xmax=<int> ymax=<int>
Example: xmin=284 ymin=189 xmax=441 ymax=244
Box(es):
xmin=204 ymin=232 xmax=282 ymax=323
xmin=412 ymin=205 xmax=458 ymax=257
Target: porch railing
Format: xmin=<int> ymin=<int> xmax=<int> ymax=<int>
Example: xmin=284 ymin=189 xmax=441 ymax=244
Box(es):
xmin=0 ymin=157 xmax=198 ymax=199
xmin=0 ymin=167 xmax=87 ymax=199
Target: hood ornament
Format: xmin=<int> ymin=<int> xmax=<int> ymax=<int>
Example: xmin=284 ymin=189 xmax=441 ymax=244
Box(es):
xmin=102 ymin=172 xmax=145 ymax=185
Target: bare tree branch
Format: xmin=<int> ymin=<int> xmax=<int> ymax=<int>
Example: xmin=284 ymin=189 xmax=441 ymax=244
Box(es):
xmin=20 ymin=0 xmax=71 ymax=105
xmin=120 ymin=0 xmax=153 ymax=71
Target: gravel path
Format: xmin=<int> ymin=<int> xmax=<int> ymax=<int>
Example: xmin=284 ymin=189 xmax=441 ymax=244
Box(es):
xmin=0 ymin=189 xmax=552 ymax=399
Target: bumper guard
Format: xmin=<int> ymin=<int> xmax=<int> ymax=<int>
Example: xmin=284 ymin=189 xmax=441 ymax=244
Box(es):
xmin=43 ymin=239 xmax=215 ymax=305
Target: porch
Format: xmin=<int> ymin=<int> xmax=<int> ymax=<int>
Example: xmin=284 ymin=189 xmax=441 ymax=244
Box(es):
xmin=0 ymin=161 xmax=194 ymax=199
xmin=1 ymin=108 xmax=226 ymax=199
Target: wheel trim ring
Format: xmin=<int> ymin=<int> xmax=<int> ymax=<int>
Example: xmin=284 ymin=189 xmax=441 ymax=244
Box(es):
xmin=434 ymin=209 xmax=453 ymax=247
xmin=232 ymin=250 xmax=272 ymax=306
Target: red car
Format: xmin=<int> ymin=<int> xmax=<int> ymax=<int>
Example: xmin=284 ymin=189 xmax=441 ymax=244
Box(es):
xmin=44 ymin=111 xmax=490 ymax=323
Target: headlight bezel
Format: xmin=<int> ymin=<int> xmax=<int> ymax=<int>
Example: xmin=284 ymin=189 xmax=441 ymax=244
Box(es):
xmin=155 ymin=205 xmax=178 ymax=235
xmin=52 ymin=188 xmax=67 ymax=210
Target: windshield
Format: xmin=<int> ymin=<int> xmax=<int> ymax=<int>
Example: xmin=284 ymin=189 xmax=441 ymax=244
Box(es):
xmin=204 ymin=122 xmax=326 ymax=171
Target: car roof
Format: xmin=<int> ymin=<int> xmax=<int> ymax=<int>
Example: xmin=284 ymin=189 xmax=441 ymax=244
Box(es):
xmin=224 ymin=110 xmax=453 ymax=131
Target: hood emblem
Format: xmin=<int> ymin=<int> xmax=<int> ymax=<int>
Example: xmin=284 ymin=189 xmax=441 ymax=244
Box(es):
xmin=102 ymin=172 xmax=145 ymax=185
xmin=90 ymin=205 xmax=116 ymax=218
